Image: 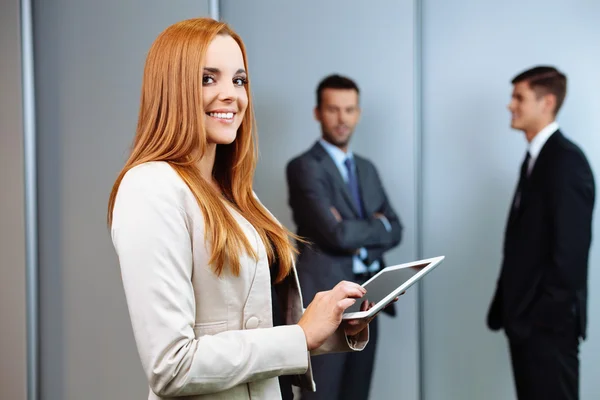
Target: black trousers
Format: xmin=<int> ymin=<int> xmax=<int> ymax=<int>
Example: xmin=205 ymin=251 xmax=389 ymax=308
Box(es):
xmin=508 ymin=328 xmax=580 ymax=400
xmin=301 ymin=316 xmax=379 ymax=400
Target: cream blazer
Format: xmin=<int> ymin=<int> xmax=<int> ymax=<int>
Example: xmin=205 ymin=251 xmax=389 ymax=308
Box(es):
xmin=111 ymin=162 xmax=368 ymax=400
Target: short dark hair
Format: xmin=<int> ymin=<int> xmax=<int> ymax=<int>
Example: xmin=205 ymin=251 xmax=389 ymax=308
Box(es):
xmin=511 ymin=66 xmax=567 ymax=115
xmin=316 ymin=74 xmax=360 ymax=108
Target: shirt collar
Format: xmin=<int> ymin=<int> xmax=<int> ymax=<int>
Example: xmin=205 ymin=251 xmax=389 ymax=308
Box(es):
xmin=528 ymin=121 xmax=558 ymax=159
xmin=319 ymin=138 xmax=353 ymax=166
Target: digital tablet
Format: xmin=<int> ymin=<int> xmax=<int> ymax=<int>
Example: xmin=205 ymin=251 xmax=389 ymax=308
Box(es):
xmin=342 ymin=256 xmax=445 ymax=320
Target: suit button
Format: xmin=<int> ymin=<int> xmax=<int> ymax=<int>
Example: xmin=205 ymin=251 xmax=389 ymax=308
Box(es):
xmin=245 ymin=316 xmax=259 ymax=329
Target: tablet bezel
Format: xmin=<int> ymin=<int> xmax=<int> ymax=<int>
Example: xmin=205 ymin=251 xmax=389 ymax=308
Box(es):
xmin=341 ymin=255 xmax=445 ymax=320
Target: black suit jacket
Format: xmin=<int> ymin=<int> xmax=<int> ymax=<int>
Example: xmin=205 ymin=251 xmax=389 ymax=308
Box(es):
xmin=487 ymin=131 xmax=595 ymax=341
xmin=286 ymin=141 xmax=403 ymax=316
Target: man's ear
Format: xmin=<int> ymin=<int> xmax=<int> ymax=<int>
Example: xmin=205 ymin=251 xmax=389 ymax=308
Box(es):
xmin=313 ymin=106 xmax=321 ymax=122
xmin=544 ymin=93 xmax=557 ymax=115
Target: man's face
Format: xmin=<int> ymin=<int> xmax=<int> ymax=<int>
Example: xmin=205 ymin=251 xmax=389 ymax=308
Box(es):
xmin=508 ymin=81 xmax=552 ymax=133
xmin=315 ymin=88 xmax=361 ymax=149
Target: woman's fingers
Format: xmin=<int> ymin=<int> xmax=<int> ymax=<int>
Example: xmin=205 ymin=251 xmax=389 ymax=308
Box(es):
xmin=336 ymin=280 xmax=366 ymax=294
xmin=333 ymin=281 xmax=365 ymax=301
xmin=337 ymin=298 xmax=357 ymax=311
xmin=360 ymin=299 xmax=369 ymax=311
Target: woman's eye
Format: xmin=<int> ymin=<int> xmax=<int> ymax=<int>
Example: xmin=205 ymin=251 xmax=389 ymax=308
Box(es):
xmin=233 ymin=77 xmax=247 ymax=87
xmin=203 ymin=75 xmax=215 ymax=85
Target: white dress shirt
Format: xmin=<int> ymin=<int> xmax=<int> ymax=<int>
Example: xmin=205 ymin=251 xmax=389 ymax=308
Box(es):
xmin=526 ymin=121 xmax=559 ymax=175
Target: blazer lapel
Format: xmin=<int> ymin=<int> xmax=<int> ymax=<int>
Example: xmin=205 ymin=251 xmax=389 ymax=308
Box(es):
xmin=310 ymin=142 xmax=362 ymax=217
xmin=508 ymin=131 xmax=560 ymax=225
xmin=528 ymin=130 xmax=560 ymax=181
xmin=354 ymin=157 xmax=371 ymax=216
xmin=277 ymin=264 xmax=316 ymax=391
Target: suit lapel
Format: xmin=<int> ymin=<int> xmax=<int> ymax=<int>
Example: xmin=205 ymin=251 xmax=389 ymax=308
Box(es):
xmin=354 ymin=157 xmax=371 ymax=216
xmin=520 ymin=131 xmax=559 ymax=210
xmin=508 ymin=131 xmax=560 ymax=225
xmin=528 ymin=130 xmax=560 ymax=181
xmin=310 ymin=142 xmax=362 ymax=217
xmin=278 ymin=264 xmax=316 ymax=391
xmin=507 ymin=181 xmax=523 ymax=227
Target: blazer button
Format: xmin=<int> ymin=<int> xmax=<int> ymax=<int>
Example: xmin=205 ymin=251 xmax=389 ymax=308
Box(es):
xmin=245 ymin=316 xmax=259 ymax=329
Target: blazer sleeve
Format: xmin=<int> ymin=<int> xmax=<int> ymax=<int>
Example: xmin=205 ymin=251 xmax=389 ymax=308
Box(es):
xmin=280 ymin=271 xmax=369 ymax=358
xmin=253 ymin=192 xmax=369 ymax=360
xmin=550 ymin=150 xmax=595 ymax=292
xmin=286 ymin=157 xmax=397 ymax=251
xmin=486 ymin=276 xmax=503 ymax=331
xmin=311 ymin=324 xmax=369 ymax=356
xmin=111 ymin=166 xmax=309 ymax=397
xmin=362 ymin=166 xmax=403 ymax=265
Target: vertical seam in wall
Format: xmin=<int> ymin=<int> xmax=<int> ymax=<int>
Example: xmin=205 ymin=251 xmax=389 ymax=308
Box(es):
xmin=414 ymin=0 xmax=425 ymax=399
xmin=209 ymin=0 xmax=220 ymax=20
xmin=20 ymin=0 xmax=38 ymax=399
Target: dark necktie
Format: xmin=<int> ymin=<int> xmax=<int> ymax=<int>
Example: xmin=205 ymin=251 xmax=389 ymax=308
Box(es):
xmin=514 ymin=152 xmax=531 ymax=209
xmin=344 ymin=157 xmax=364 ymax=218
xmin=521 ymin=151 xmax=531 ymax=180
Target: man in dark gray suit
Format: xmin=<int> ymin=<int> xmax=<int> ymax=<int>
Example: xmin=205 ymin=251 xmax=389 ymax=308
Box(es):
xmin=286 ymin=74 xmax=402 ymax=400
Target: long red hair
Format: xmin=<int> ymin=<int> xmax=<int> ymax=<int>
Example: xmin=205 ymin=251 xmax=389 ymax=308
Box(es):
xmin=107 ymin=17 xmax=296 ymax=282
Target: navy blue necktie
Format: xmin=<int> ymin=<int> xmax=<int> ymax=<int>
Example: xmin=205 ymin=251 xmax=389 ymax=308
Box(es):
xmin=344 ymin=157 xmax=364 ymax=218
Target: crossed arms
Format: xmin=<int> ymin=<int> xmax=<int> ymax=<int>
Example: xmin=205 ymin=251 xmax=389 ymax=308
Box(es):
xmin=286 ymin=157 xmax=402 ymax=263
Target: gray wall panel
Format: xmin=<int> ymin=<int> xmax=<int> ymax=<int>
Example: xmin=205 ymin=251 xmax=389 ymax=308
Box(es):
xmin=0 ymin=0 xmax=27 ymax=398
xmin=33 ymin=2 xmax=210 ymax=399
xmin=222 ymin=2 xmax=419 ymax=399
xmin=421 ymin=1 xmax=600 ymax=399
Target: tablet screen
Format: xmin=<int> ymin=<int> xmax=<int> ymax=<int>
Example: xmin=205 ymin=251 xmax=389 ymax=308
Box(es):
xmin=344 ymin=263 xmax=428 ymax=314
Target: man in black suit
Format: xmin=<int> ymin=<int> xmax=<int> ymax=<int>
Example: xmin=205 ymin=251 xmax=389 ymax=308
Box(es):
xmin=487 ymin=66 xmax=595 ymax=400
xmin=286 ymin=74 xmax=402 ymax=400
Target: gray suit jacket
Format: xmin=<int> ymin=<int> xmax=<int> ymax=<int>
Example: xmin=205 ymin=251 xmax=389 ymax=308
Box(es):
xmin=286 ymin=142 xmax=403 ymax=315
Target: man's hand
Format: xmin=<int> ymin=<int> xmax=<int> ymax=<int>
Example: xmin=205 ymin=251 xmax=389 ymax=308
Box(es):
xmin=330 ymin=206 xmax=342 ymax=222
xmin=330 ymin=207 xmax=362 ymax=256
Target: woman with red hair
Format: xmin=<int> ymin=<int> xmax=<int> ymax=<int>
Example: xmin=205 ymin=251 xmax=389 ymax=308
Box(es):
xmin=108 ymin=17 xmax=373 ymax=400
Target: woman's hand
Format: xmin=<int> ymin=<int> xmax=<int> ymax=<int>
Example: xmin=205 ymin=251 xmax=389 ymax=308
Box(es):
xmin=298 ymin=281 xmax=366 ymax=351
xmin=343 ymin=299 xmax=375 ymax=337
xmin=343 ymin=295 xmax=401 ymax=337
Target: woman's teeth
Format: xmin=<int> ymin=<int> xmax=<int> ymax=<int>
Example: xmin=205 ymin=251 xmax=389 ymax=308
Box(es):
xmin=208 ymin=112 xmax=234 ymax=120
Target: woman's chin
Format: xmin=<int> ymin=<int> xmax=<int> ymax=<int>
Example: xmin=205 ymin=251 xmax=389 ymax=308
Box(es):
xmin=207 ymin=131 xmax=238 ymax=145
